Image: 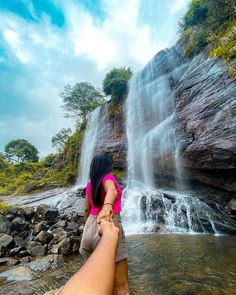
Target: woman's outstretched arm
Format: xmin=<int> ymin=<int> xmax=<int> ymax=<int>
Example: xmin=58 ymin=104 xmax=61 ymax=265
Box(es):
xmin=97 ymin=180 xmax=117 ymax=222
xmin=60 ymin=220 xmax=119 ymax=295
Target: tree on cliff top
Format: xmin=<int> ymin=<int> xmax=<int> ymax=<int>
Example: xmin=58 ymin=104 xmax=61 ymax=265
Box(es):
xmin=60 ymin=82 xmax=105 ymax=124
xmin=103 ymin=67 xmax=133 ymax=105
xmin=51 ymin=128 xmax=72 ymax=152
xmin=4 ymin=139 xmax=39 ymax=163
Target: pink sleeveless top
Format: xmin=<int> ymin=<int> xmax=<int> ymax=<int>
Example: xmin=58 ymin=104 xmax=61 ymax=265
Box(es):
xmin=86 ymin=173 xmax=122 ymax=215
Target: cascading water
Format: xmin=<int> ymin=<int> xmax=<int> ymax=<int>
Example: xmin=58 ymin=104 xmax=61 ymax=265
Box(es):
xmin=76 ymin=107 xmax=101 ymax=187
xmin=122 ymin=51 xmax=236 ymax=235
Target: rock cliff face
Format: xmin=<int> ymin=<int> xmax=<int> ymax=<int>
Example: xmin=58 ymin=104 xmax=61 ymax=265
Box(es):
xmin=94 ymin=42 xmax=236 ymax=204
xmin=95 ymin=104 xmax=127 ymax=171
xmin=175 ymin=54 xmax=236 ymax=194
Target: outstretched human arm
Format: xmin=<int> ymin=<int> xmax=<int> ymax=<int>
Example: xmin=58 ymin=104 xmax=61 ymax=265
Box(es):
xmin=97 ymin=180 xmax=117 ymax=222
xmin=60 ymin=220 xmax=119 ymax=295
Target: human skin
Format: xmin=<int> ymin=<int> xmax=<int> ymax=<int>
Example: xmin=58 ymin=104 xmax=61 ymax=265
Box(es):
xmin=97 ymin=180 xmax=117 ymax=222
xmin=60 ymin=220 xmax=119 ymax=295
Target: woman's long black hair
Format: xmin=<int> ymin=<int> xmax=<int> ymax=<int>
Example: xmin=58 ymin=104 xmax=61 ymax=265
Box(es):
xmin=90 ymin=151 xmax=112 ymax=207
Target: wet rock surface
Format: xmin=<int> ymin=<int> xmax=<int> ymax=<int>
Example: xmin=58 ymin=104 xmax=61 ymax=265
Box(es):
xmin=139 ymin=190 xmax=236 ymax=235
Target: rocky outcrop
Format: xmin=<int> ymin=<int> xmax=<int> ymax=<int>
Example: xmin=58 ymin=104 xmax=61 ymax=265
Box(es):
xmin=0 ymin=205 xmax=84 ymax=262
xmin=175 ymin=54 xmax=236 ymax=194
xmin=91 ymin=42 xmax=236 ymax=213
xmin=95 ymin=104 xmax=127 ymax=171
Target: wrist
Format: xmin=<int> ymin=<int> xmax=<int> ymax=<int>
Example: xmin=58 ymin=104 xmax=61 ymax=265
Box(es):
xmin=103 ymin=202 xmax=113 ymax=209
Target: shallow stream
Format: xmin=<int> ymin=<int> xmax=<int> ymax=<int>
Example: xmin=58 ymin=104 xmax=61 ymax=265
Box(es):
xmin=1 ymin=234 xmax=236 ymax=295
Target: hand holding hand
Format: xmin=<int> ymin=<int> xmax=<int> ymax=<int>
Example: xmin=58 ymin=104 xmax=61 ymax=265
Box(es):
xmin=97 ymin=204 xmax=113 ymax=223
xmin=97 ymin=219 xmax=119 ymax=238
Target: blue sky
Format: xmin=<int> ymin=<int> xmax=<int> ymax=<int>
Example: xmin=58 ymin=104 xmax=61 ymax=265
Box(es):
xmin=0 ymin=0 xmax=189 ymax=157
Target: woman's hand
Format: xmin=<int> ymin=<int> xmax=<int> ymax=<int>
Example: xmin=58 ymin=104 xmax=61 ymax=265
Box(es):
xmin=97 ymin=219 xmax=119 ymax=237
xmin=97 ymin=204 xmax=113 ymax=223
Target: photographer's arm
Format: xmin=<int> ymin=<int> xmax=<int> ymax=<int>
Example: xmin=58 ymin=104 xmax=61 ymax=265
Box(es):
xmin=60 ymin=220 xmax=119 ymax=295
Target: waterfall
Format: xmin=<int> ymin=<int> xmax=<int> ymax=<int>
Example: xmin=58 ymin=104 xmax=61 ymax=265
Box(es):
xmin=76 ymin=107 xmax=101 ymax=187
xmin=122 ymin=52 xmax=235 ymax=235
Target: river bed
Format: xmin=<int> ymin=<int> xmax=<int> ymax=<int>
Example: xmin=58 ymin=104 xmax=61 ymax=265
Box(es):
xmin=0 ymin=234 xmax=235 ymax=295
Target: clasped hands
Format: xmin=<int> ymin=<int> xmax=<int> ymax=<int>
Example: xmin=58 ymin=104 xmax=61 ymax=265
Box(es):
xmin=97 ymin=204 xmax=119 ymax=237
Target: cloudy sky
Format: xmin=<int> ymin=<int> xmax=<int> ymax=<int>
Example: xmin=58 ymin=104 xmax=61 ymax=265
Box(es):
xmin=0 ymin=0 xmax=189 ymax=158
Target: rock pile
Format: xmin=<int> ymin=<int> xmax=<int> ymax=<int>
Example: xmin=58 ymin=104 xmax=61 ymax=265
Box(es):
xmin=0 ymin=205 xmax=84 ymax=262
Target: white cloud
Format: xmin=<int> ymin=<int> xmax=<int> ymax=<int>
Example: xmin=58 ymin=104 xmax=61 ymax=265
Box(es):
xmin=0 ymin=0 xmax=188 ymax=156
xmin=170 ymin=0 xmax=189 ymax=15
xmin=61 ymin=0 xmax=165 ymax=69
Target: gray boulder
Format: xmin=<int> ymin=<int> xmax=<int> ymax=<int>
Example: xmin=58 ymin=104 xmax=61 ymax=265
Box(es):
xmin=35 ymin=231 xmax=53 ymax=244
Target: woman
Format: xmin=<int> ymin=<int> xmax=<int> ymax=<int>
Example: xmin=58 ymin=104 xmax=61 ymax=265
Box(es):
xmin=79 ymin=151 xmax=129 ymax=295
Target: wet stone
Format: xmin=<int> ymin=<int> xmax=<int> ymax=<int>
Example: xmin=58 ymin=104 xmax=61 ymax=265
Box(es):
xmin=34 ymin=221 xmax=49 ymax=235
xmin=10 ymin=246 xmax=26 ymax=256
xmin=31 ymin=245 xmax=47 ymax=256
xmin=0 ymin=257 xmax=19 ymax=266
xmin=35 ymin=231 xmax=53 ymax=244
xmin=11 ymin=217 xmax=29 ymax=233
xmin=0 ymin=266 xmax=33 ymax=281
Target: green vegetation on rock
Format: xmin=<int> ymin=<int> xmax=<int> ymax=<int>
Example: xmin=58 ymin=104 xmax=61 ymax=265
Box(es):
xmin=103 ymin=67 xmax=132 ymax=105
xmin=181 ymin=0 xmax=236 ymax=60
xmin=0 ymin=129 xmax=84 ymax=196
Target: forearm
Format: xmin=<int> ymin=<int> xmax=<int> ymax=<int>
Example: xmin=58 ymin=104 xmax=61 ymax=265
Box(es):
xmin=103 ymin=189 xmax=117 ymax=205
xmin=60 ymin=230 xmax=118 ymax=295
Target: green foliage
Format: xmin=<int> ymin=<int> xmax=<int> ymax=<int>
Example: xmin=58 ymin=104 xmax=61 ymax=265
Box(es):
xmin=103 ymin=67 xmax=133 ymax=105
xmin=184 ymin=28 xmax=208 ymax=57
xmin=51 ymin=128 xmax=72 ymax=152
xmin=4 ymin=139 xmax=39 ymax=163
xmin=181 ymin=0 xmax=236 ymax=58
xmin=0 ymin=203 xmax=11 ymax=214
xmin=184 ymin=0 xmax=208 ymax=28
xmin=209 ymin=22 xmax=236 ymax=61
xmin=42 ymin=153 xmax=57 ymax=168
xmin=60 ymin=82 xmax=105 ymax=123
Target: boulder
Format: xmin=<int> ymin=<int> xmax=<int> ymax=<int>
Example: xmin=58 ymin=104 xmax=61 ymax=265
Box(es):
xmin=49 ymin=238 xmax=71 ymax=255
xmin=50 ymin=227 xmax=68 ymax=239
xmin=11 ymin=217 xmax=29 ymax=233
xmin=0 ymin=233 xmax=15 ymax=256
xmin=0 ymin=257 xmax=19 ymax=266
xmin=34 ymin=205 xmax=59 ymax=224
xmin=66 ymin=221 xmax=79 ymax=232
xmin=34 ymin=221 xmax=49 ymax=235
xmin=71 ymin=237 xmax=81 ymax=254
xmin=27 ymin=254 xmax=64 ymax=272
xmin=31 ymin=245 xmax=46 ymax=256
xmin=0 ymin=266 xmax=33 ymax=281
xmin=5 ymin=213 xmax=15 ymax=221
xmin=23 ymin=207 xmax=35 ymax=221
xmin=0 ymin=220 xmax=11 ymax=234
xmin=51 ymin=219 xmax=67 ymax=230
xmin=10 ymin=246 xmax=27 ymax=256
xmin=35 ymin=231 xmax=53 ymax=244
xmin=8 ymin=207 xmax=25 ymax=218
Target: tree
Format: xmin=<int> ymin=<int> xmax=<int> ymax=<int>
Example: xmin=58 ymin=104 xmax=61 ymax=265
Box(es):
xmin=43 ymin=153 xmax=57 ymax=168
xmin=60 ymin=82 xmax=105 ymax=123
xmin=184 ymin=0 xmax=209 ymax=29
xmin=103 ymin=67 xmax=133 ymax=104
xmin=51 ymin=128 xmax=72 ymax=152
xmin=4 ymin=139 xmax=39 ymax=162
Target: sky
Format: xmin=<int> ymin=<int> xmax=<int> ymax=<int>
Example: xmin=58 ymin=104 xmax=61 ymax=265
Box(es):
xmin=0 ymin=0 xmax=190 ymax=158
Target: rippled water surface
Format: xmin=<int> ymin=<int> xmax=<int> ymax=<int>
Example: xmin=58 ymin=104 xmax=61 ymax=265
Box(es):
xmin=1 ymin=234 xmax=236 ymax=295
xmin=128 ymin=234 xmax=236 ymax=295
